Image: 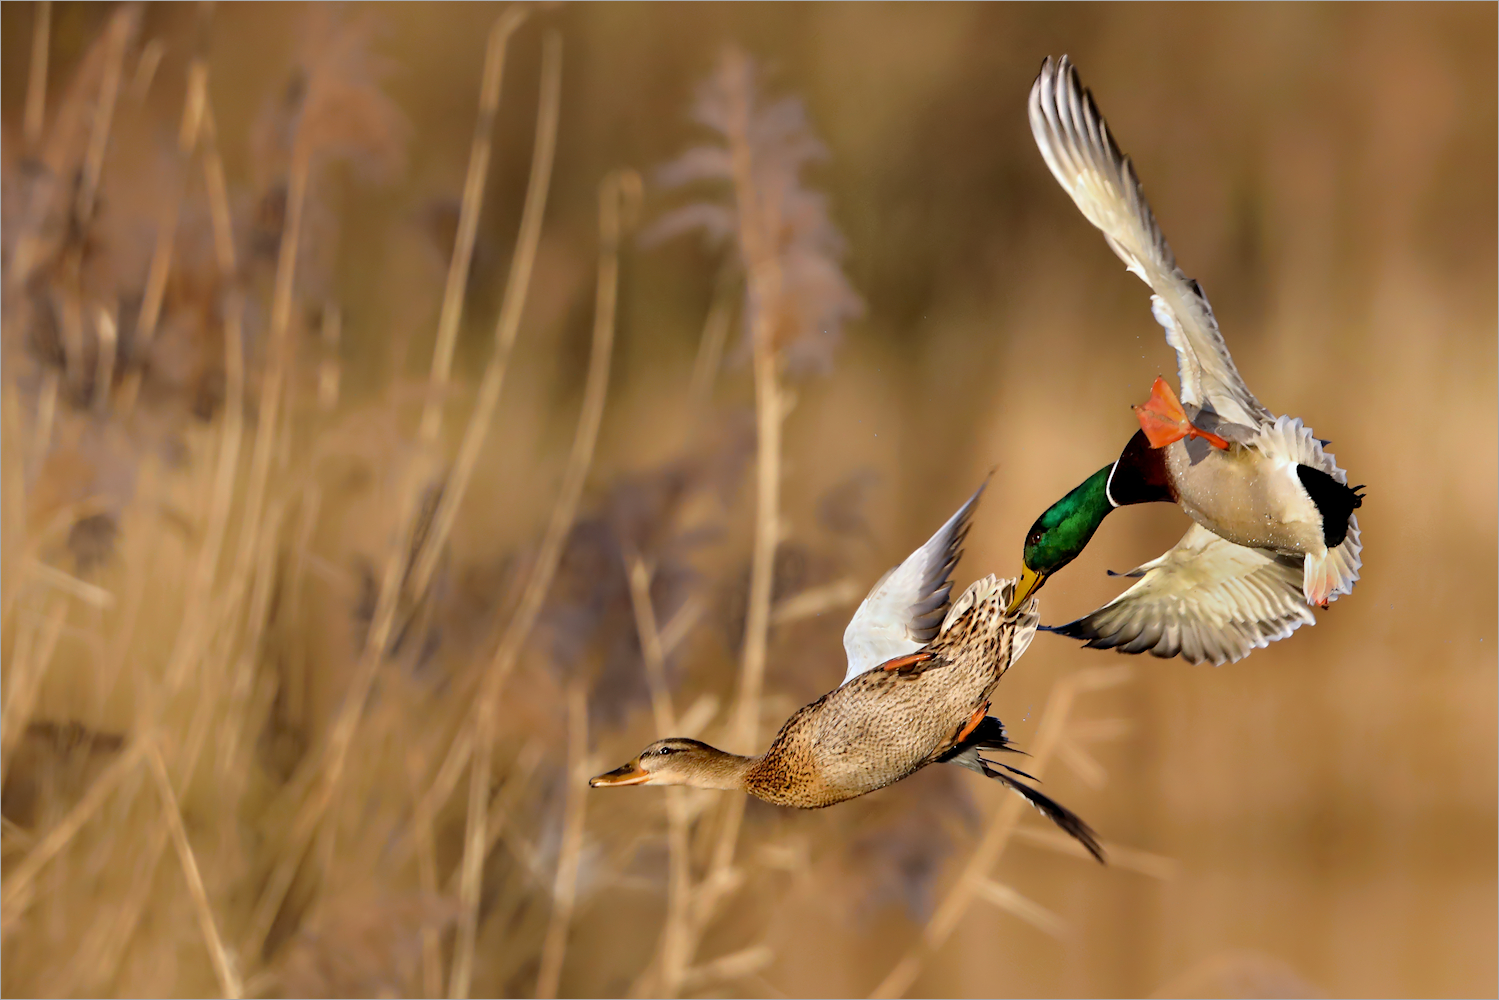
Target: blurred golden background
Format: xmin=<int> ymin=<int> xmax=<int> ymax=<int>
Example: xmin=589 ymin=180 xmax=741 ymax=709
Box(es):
xmin=1 ymin=3 xmax=1494 ymax=998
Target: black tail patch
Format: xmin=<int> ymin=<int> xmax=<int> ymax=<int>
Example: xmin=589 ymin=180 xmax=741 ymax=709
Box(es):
xmin=1296 ymin=465 xmax=1364 ymax=549
xmin=938 ymin=717 xmax=1106 ymax=864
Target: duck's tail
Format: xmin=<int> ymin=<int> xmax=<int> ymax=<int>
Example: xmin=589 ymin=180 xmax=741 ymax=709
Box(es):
xmin=1303 ymin=515 xmax=1362 ymax=607
xmin=939 ymin=717 xmax=1105 ymax=864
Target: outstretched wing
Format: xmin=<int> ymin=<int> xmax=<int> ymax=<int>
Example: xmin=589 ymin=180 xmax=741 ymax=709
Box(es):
xmin=1047 ymin=524 xmax=1315 ymax=665
xmin=1028 ymin=55 xmax=1272 ymax=432
xmin=840 ymin=482 xmax=984 ymax=686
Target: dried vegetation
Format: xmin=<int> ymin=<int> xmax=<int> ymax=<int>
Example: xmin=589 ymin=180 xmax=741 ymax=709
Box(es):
xmin=1 ymin=6 xmax=1169 ymax=997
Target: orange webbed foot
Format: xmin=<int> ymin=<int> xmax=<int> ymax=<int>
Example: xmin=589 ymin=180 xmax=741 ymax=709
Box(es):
xmin=1133 ymin=376 xmax=1231 ymax=451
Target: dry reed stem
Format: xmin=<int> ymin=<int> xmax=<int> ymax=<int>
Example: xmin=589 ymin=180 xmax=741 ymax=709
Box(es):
xmin=89 ymin=535 xmax=153 ymax=721
xmin=440 ymin=740 xmax=544 ymax=898
xmin=77 ymin=4 xmax=135 ymax=225
xmin=242 ymin=469 xmax=419 ymax=958
xmin=148 ymin=744 xmax=244 ymax=999
xmin=119 ymin=44 xmax=210 ymax=415
xmin=658 ymin=595 xmax=707 ymax=657
xmin=769 ymin=575 xmax=863 ymax=625
xmin=0 ymin=607 xmax=42 ymax=767
xmin=25 ymin=558 xmax=115 ymax=609
xmin=28 ymin=346 xmax=60 ymax=475
xmin=1011 ymin=826 xmax=1178 ymax=880
xmin=412 ymin=760 xmax=444 ymax=1000
xmin=680 ymin=943 xmax=775 ymax=993
xmin=970 ymin=878 xmax=1069 ymax=939
xmin=66 ymin=821 xmax=170 ymax=996
xmin=195 ymin=100 xmax=247 ymax=604
xmin=868 ymin=664 xmax=1133 ymax=999
xmin=405 ymin=725 xmax=474 ymax=863
xmin=687 ymin=259 xmax=738 ymax=409
xmin=316 ymin=302 xmax=341 ymax=411
xmin=23 ymin=0 xmax=51 ymax=149
xmin=624 ymin=555 xmax=694 ymax=998
xmin=705 ymin=54 xmax=794 ymax=913
xmin=0 ymin=598 xmax=67 ymax=788
xmin=1 ymin=498 xmax=108 ymax=632
xmin=239 ymin=54 xmax=434 ymax=949
xmin=726 ymin=95 xmax=786 ymax=761
xmin=93 ymin=304 xmax=117 ymax=412
xmin=418 ymin=5 xmax=531 ymax=446
xmin=1 ymin=391 xmax=29 ymax=610
xmin=626 ymin=554 xmax=680 ymax=734
xmin=0 ymin=735 xmax=150 ymax=930
xmin=450 ymin=149 xmax=632 ymax=1000
xmin=130 ymin=37 xmax=165 ymax=101
xmin=533 ymin=679 xmax=591 ymax=1000
xmin=406 ymin=26 xmax=563 ymax=607
xmin=230 ymin=126 xmax=311 ymax=608
xmin=179 ymin=492 xmax=285 ymax=795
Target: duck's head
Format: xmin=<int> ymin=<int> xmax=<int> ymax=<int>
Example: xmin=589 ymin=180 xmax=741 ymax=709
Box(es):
xmin=589 ymin=738 xmax=751 ymax=791
xmin=1008 ymin=463 xmax=1118 ymax=613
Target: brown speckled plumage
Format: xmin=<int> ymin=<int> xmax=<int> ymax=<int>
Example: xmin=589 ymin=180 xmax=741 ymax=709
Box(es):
xmin=590 ymin=488 xmax=1104 ymax=862
xmin=742 ymin=575 xmax=1035 ymax=808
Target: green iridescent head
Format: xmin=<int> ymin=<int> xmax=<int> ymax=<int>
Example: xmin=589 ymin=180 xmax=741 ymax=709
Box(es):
xmin=1007 ymin=463 xmax=1116 ymax=612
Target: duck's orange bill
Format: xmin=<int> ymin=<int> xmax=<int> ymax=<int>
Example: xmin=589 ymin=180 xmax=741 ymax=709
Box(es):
xmin=1133 ymin=377 xmax=1231 ymax=451
xmin=590 ymin=760 xmax=650 ymax=787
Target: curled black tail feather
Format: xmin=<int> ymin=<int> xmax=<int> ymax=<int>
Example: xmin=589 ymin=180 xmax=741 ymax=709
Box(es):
xmin=938 ymin=717 xmax=1106 ymax=864
xmin=1296 ymin=465 xmax=1365 ymax=549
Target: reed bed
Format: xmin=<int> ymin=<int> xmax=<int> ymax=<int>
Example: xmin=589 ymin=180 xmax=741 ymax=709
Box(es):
xmin=2 ymin=3 xmax=1492 ymax=999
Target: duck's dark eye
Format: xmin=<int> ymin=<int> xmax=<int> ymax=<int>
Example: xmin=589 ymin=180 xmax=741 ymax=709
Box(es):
xmin=656 ymin=747 xmax=675 ymax=756
xmin=1027 ymin=532 xmax=1042 ymax=547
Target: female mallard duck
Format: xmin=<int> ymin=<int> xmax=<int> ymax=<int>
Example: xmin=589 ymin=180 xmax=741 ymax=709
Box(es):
xmin=1006 ymin=57 xmax=1364 ymax=665
xmin=591 ymin=483 xmax=1104 ymax=862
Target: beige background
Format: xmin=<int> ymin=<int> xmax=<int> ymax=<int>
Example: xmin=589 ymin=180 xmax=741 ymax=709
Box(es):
xmin=2 ymin=3 xmax=1493 ymax=997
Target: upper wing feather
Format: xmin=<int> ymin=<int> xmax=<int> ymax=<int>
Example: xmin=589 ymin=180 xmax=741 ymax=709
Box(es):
xmin=1028 ymin=55 xmax=1272 ymax=431
xmin=840 ymin=482 xmax=984 ymax=686
xmin=1047 ymin=523 xmax=1315 ymax=665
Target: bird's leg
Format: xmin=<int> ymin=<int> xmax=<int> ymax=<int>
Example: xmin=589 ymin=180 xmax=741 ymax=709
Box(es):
xmin=1134 ymin=376 xmax=1230 ymax=450
xmin=880 ymin=651 xmax=935 ymax=673
xmin=956 ymin=701 xmax=989 ymax=744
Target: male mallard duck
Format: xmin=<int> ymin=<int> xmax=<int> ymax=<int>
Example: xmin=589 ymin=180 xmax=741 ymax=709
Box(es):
xmin=592 ymin=483 xmax=1104 ymax=862
xmin=1006 ymin=57 xmax=1364 ymax=665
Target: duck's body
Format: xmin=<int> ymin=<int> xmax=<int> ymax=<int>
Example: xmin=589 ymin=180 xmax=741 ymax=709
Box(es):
xmin=1009 ymin=57 xmax=1364 ymax=664
xmin=1119 ymin=413 xmax=1356 ymax=561
xmin=744 ymin=574 xmax=1031 ymax=808
xmin=592 ymin=484 xmax=1104 ymax=861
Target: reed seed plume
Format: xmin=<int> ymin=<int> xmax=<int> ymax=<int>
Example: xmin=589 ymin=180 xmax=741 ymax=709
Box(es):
xmin=0 ymin=21 xmax=1136 ymax=995
xmin=651 ymin=47 xmax=864 ymax=375
xmin=9 ymin=7 xmax=1471 ymax=1000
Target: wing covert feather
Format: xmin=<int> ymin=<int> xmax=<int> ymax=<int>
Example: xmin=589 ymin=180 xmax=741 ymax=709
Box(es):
xmin=1048 ymin=524 xmax=1315 ymax=665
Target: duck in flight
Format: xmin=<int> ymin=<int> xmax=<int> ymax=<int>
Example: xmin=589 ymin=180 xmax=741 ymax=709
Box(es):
xmin=592 ymin=482 xmax=1104 ymax=862
xmin=1008 ymin=56 xmax=1364 ymax=665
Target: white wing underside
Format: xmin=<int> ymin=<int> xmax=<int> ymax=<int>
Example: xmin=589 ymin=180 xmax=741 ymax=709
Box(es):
xmin=1028 ymin=56 xmax=1273 ymax=432
xmin=840 ymin=483 xmax=985 ymax=686
xmin=1050 ymin=523 xmax=1316 ymax=665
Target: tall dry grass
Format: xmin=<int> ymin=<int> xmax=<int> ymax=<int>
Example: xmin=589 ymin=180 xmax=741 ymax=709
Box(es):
xmin=2 ymin=4 xmax=1494 ymax=999
xmin=0 ymin=7 xmax=1160 ymax=998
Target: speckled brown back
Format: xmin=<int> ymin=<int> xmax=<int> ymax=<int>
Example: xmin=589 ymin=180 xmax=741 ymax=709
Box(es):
xmin=744 ymin=575 xmax=1039 ymax=808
